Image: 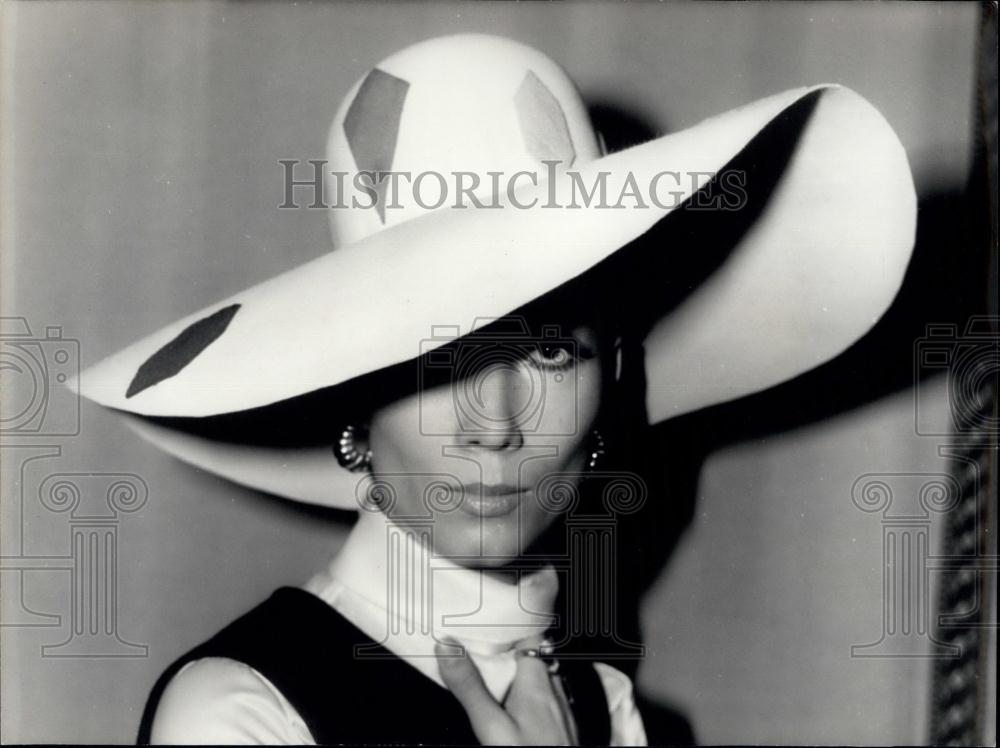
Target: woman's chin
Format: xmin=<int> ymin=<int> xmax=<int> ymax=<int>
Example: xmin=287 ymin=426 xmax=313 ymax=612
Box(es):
xmin=429 ymin=514 xmax=549 ymax=567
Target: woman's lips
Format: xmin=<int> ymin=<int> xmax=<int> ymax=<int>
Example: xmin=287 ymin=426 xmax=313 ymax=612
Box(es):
xmin=455 ymin=482 xmax=529 ymax=517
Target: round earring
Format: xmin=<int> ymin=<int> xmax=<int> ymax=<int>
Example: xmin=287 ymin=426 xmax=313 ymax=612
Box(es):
xmin=586 ymin=428 xmax=606 ymax=471
xmin=334 ymin=424 xmax=372 ymax=472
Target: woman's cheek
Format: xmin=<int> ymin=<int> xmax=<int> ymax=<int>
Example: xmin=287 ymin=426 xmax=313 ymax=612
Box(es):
xmin=577 ymin=357 xmax=603 ymax=422
xmin=561 ymin=357 xmax=602 ymax=441
xmin=529 ymin=359 xmax=601 ymax=467
xmin=370 ymin=389 xmax=439 ymax=461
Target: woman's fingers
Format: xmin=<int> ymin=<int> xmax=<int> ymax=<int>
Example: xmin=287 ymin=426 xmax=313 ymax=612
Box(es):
xmin=505 ymin=653 xmax=575 ymax=745
xmin=507 ymin=652 xmax=555 ymax=708
xmin=435 ymin=642 xmax=515 ymax=745
xmin=548 ymin=669 xmax=580 ymax=745
xmin=435 ymin=641 xmax=577 ymax=746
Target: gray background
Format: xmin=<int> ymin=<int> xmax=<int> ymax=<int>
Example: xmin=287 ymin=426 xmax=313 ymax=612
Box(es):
xmin=0 ymin=1 xmax=983 ymax=744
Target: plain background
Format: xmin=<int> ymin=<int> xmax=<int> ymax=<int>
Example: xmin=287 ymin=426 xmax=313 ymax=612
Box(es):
xmin=0 ymin=1 xmax=987 ymax=744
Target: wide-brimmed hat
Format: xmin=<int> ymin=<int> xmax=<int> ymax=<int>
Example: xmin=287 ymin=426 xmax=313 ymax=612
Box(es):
xmin=71 ymin=34 xmax=916 ymax=509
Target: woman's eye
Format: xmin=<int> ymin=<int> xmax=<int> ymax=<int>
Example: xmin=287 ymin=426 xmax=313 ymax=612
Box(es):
xmin=528 ymin=343 xmax=578 ymax=371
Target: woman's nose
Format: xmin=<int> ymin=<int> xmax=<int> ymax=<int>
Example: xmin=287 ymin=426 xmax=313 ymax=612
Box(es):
xmin=460 ymin=428 xmax=524 ymax=450
xmin=453 ymin=361 xmax=527 ymax=450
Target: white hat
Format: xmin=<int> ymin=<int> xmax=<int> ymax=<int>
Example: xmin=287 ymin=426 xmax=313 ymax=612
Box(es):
xmin=70 ymin=34 xmax=916 ymax=508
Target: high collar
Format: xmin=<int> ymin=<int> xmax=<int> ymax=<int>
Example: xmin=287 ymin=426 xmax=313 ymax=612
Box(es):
xmin=305 ymin=510 xmax=559 ymax=699
xmin=329 ymin=510 xmax=558 ymax=652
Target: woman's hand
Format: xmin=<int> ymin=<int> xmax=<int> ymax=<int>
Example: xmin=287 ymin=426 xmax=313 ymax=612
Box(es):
xmin=435 ymin=641 xmax=579 ymax=746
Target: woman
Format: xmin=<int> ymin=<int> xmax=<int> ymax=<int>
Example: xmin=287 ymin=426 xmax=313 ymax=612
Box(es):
xmin=72 ymin=34 xmax=916 ymax=745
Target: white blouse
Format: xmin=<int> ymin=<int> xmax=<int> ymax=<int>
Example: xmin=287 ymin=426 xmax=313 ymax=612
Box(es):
xmin=150 ymin=512 xmax=648 ymax=745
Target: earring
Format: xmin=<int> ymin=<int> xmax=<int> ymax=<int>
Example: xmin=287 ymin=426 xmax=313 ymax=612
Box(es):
xmin=334 ymin=424 xmax=372 ymax=472
xmin=586 ymin=428 xmax=605 ymax=471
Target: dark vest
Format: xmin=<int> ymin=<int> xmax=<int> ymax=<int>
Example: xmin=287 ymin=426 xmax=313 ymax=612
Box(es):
xmin=138 ymin=587 xmax=611 ymax=745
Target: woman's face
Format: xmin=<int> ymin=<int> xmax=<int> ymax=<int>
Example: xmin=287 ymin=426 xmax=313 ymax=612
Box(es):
xmin=366 ymin=318 xmax=607 ymax=566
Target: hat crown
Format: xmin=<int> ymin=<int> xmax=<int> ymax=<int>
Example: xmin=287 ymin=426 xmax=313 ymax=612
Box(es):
xmin=325 ymin=34 xmax=601 ymax=246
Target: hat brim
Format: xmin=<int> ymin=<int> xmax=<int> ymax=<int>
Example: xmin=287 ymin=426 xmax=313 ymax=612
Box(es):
xmin=72 ymin=84 xmax=915 ymax=508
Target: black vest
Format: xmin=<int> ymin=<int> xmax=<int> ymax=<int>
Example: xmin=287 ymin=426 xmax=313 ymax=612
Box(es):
xmin=138 ymin=587 xmax=612 ymax=745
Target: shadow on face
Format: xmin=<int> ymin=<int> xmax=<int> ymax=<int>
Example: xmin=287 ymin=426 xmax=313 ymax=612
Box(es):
xmin=365 ymin=290 xmax=616 ymax=566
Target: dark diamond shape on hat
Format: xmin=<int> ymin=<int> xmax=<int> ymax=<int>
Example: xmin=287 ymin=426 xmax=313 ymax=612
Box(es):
xmin=126 ymin=304 xmax=241 ymax=398
xmin=515 ymin=70 xmax=575 ymax=167
xmin=343 ymin=68 xmax=410 ymax=223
